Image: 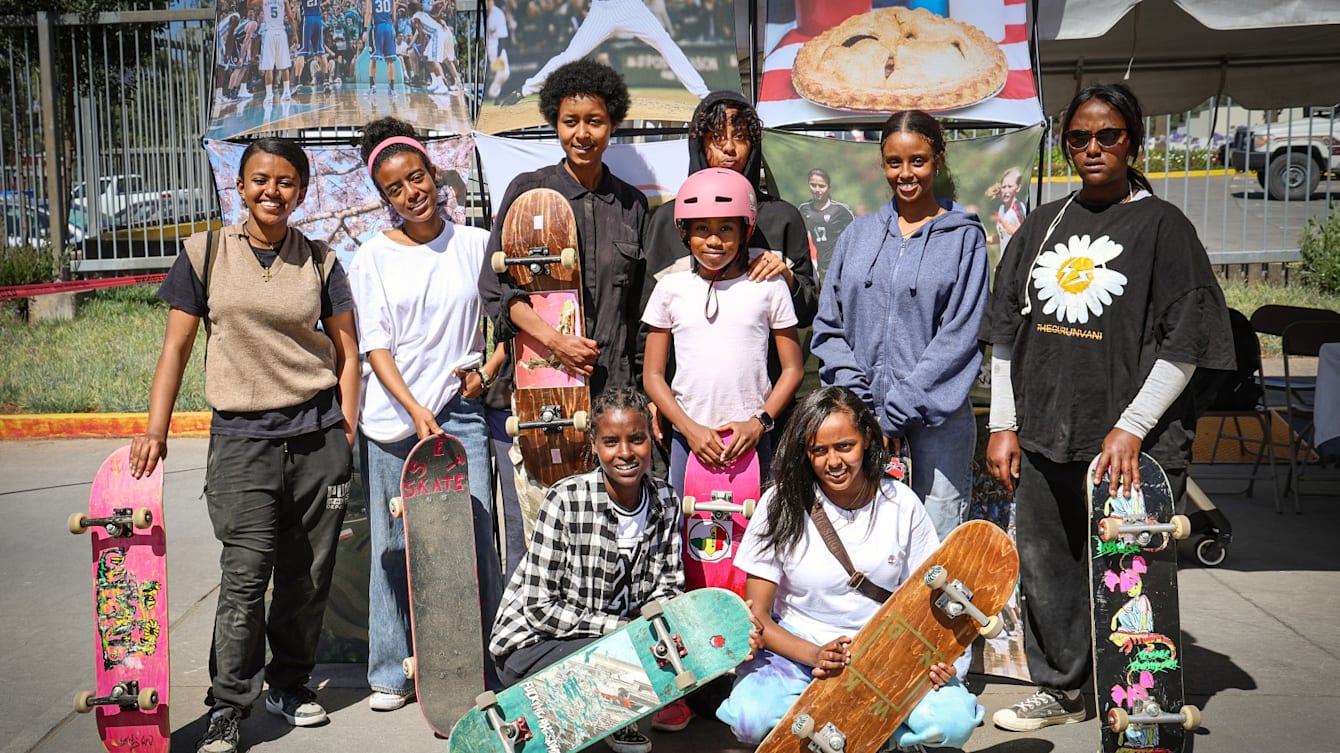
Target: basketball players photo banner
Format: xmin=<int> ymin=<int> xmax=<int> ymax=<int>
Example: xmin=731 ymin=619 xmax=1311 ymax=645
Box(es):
xmin=207 ymin=0 xmax=473 ymax=139
xmin=475 ymin=0 xmax=741 ymax=134
xmin=203 ymin=135 xmax=475 ymax=262
xmin=760 ymin=0 xmax=1044 ymax=127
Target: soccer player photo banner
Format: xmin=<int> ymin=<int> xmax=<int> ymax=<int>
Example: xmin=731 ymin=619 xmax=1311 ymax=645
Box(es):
xmin=207 ymin=0 xmax=473 ymax=139
xmin=475 ymin=0 xmax=741 ymax=134
xmin=760 ymin=0 xmax=1044 ymax=127
xmin=203 ymin=135 xmax=475 ymax=262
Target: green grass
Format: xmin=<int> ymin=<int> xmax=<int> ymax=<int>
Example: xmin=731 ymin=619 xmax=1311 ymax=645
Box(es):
xmin=0 ymin=277 xmax=1337 ymax=414
xmin=0 ymin=285 xmax=206 ymax=413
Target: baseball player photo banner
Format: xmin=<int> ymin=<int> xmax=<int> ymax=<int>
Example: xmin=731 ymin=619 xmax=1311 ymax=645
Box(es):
xmin=474 ymin=131 xmax=688 ymax=213
xmin=760 ymin=123 xmax=1044 ymax=282
xmin=760 ymin=0 xmax=1044 ymax=127
xmin=203 ymin=135 xmax=475 ymax=262
xmin=207 ymin=0 xmax=473 ymax=140
xmin=476 ymin=0 xmax=741 ymax=134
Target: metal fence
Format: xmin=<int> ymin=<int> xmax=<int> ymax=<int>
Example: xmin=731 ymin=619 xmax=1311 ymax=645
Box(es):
xmin=2 ymin=4 xmax=1335 ymax=280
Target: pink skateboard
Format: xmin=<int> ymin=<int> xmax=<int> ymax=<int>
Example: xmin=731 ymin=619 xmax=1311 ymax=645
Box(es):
xmin=68 ymin=445 xmax=169 ymax=753
xmin=680 ymin=432 xmax=759 ymax=597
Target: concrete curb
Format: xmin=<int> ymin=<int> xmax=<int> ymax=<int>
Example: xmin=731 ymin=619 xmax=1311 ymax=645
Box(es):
xmin=0 ymin=412 xmax=210 ymax=439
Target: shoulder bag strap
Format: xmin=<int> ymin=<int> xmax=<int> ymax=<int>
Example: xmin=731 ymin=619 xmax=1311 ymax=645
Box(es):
xmin=807 ymin=498 xmax=894 ymax=604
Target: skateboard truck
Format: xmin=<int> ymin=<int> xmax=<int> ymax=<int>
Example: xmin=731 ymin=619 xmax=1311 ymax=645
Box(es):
xmin=640 ymin=600 xmax=697 ymax=690
xmin=1107 ymin=701 xmax=1201 ymax=734
xmin=475 ymin=691 xmax=533 ymax=753
xmin=791 ymin=714 xmax=847 ymax=753
xmin=680 ymin=491 xmax=758 ymax=519
xmin=506 ymin=405 xmax=591 ymax=436
xmin=67 ymin=507 xmax=153 ymax=536
xmin=1097 ymin=515 xmax=1191 ymax=546
xmin=924 ymin=565 xmax=1004 ymax=638
xmin=74 ymin=680 xmax=159 ymax=714
xmin=490 ymin=245 xmax=578 ymax=278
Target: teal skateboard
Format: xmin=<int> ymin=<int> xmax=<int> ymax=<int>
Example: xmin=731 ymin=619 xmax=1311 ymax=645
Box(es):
xmin=446 ymin=588 xmax=754 ymax=753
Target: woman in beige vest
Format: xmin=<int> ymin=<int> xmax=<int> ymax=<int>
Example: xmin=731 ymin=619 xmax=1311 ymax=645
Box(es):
xmin=129 ymin=138 xmax=360 ymax=753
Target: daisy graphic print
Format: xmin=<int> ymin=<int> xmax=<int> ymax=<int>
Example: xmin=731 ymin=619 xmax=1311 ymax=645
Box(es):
xmin=1031 ymin=233 xmax=1128 ymax=325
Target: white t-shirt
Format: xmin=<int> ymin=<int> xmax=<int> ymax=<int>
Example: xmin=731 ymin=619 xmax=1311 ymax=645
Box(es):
xmin=349 ymin=221 xmax=489 ymax=442
xmin=641 ymin=271 xmax=797 ymax=428
xmin=734 ymin=478 xmax=941 ymax=646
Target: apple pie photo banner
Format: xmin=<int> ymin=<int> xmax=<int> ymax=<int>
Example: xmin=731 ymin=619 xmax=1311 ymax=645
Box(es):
xmin=760 ymin=0 xmax=1044 ymax=127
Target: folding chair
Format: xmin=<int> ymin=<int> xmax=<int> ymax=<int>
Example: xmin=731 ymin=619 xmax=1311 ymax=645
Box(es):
xmin=1279 ymin=320 xmax=1340 ymax=513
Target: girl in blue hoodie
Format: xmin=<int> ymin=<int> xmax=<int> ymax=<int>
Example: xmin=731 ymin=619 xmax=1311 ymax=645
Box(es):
xmin=810 ymin=110 xmax=990 ymax=544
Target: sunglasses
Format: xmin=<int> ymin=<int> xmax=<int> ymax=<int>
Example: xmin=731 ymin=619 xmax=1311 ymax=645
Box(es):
xmin=1064 ymin=128 xmax=1127 ymax=150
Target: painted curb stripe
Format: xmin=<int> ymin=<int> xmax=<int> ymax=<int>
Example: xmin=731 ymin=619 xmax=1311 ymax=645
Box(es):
xmin=0 ymin=413 xmax=210 ymax=440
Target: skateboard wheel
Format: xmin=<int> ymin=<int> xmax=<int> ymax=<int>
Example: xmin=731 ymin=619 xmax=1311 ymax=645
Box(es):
xmin=131 ymin=507 xmax=153 ymax=530
xmin=403 ymin=656 xmax=416 ymax=679
xmin=67 ymin=512 xmax=89 ymax=535
xmin=1107 ymin=707 xmax=1130 ymax=733
xmin=388 ymin=497 xmax=403 ymax=519
xmin=674 ymin=669 xmax=696 ymax=691
xmin=1195 ymin=537 xmax=1227 ymax=567
xmin=1180 ymin=704 xmax=1201 ymax=730
xmin=137 ymin=687 xmax=159 ymax=711
xmin=791 ymin=714 xmax=815 ymax=739
xmin=559 ymin=247 xmax=577 ymax=269
xmin=475 ymin=690 xmax=499 ymax=710
xmin=491 ymin=251 xmax=508 ymax=274
xmin=572 ymin=410 xmax=590 ymax=432
xmin=1097 ymin=517 xmax=1121 ymax=542
xmin=1170 ymin=514 xmax=1191 ymax=541
xmin=681 ymin=496 xmax=697 ymax=516
xmin=640 ymin=600 xmax=665 ymax=621
xmin=74 ymin=690 xmax=94 ymax=714
xmin=978 ymin=615 xmax=1004 ymax=639
xmin=741 ymin=497 xmax=756 ymax=519
xmin=924 ymin=565 xmax=948 ymax=590
xmin=504 ymin=416 xmax=521 ymax=437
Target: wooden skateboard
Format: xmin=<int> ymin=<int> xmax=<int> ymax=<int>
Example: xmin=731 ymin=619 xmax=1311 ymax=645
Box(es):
xmin=446 ymin=588 xmax=755 ymax=753
xmin=68 ymin=445 xmax=169 ymax=753
xmin=1088 ymin=452 xmax=1201 ymax=753
xmin=490 ymin=187 xmax=592 ymax=488
xmin=681 ymin=431 xmax=759 ymax=597
xmin=389 ymin=434 xmax=487 ymax=736
xmin=756 ymin=520 xmax=1018 ymax=753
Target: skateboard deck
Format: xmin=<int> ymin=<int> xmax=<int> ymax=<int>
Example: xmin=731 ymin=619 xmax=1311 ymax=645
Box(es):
xmin=69 ymin=445 xmax=169 ymax=753
xmin=884 ymin=437 xmax=911 ymax=484
xmin=446 ymin=588 xmax=754 ymax=753
xmin=492 ymin=187 xmax=592 ymax=488
xmin=756 ymin=520 xmax=1018 ymax=753
xmin=681 ymin=431 xmax=759 ymax=597
xmin=390 ymin=434 xmax=486 ymax=736
xmin=1088 ymin=452 xmax=1200 ymax=753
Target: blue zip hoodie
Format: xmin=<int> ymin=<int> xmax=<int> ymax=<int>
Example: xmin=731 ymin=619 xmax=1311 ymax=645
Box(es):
xmin=811 ymin=198 xmax=989 ymax=435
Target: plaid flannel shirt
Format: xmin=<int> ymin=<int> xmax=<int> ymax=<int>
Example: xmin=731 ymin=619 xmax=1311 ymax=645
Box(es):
xmin=489 ymin=468 xmax=683 ymax=659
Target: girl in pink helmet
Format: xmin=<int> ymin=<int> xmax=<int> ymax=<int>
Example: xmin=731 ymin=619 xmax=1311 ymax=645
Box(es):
xmin=642 ymin=167 xmax=805 ymax=498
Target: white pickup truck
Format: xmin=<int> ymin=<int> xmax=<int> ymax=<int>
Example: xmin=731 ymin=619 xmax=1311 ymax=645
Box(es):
xmin=1227 ymin=107 xmax=1340 ymax=201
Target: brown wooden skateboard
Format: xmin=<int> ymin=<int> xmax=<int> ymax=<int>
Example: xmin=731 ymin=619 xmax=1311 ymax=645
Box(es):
xmin=389 ymin=434 xmax=487 ymax=736
xmin=490 ymin=187 xmax=592 ymax=488
xmin=756 ymin=520 xmax=1017 ymax=753
xmin=1088 ymin=452 xmax=1201 ymax=753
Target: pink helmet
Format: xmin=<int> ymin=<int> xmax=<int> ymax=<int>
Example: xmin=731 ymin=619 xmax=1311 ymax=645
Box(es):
xmin=674 ymin=167 xmax=757 ymax=238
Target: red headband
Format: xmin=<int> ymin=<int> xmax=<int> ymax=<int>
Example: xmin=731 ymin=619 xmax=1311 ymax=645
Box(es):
xmin=367 ymin=136 xmax=427 ymax=170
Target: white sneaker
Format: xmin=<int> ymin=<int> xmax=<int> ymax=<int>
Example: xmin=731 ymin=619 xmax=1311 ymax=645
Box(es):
xmin=605 ymin=724 xmax=651 ymax=753
xmin=262 ymin=92 xmax=274 ymax=105
xmin=368 ymin=690 xmax=413 ymax=711
xmin=281 ymin=90 xmax=292 ymax=101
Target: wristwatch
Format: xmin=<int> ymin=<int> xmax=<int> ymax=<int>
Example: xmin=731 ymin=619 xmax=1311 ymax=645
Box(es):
xmin=755 ymin=411 xmax=775 ymax=433
xmin=475 ymin=366 xmax=495 ymax=390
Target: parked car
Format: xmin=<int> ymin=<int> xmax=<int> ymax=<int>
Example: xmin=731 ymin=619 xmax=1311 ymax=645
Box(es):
xmin=3 ymin=201 xmax=84 ymax=250
xmin=1227 ymin=107 xmax=1340 ymax=201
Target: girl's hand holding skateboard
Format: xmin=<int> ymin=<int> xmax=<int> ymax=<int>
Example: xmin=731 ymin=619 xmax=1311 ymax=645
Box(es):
xmin=548 ymin=333 xmax=599 ymax=376
xmin=409 ymin=403 xmax=444 ymax=440
xmin=811 ymin=636 xmax=852 ymax=679
xmin=684 ymin=422 xmax=728 ymax=469
xmin=717 ymin=420 xmax=763 ymax=463
xmin=928 ymin=660 xmax=956 ymax=688
xmin=129 ymin=434 xmax=167 ymax=480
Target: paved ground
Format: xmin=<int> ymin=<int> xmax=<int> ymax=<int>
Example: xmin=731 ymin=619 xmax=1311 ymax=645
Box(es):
xmin=1 ymin=438 xmax=1336 ymax=753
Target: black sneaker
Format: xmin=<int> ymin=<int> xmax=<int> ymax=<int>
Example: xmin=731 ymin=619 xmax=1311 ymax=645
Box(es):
xmin=992 ymin=688 xmax=1085 ymax=731
xmin=496 ymin=90 xmax=524 ymax=107
xmin=197 ymin=707 xmax=241 ymax=753
xmin=265 ymin=684 xmax=329 ymax=727
xmin=605 ymin=723 xmax=651 ymax=753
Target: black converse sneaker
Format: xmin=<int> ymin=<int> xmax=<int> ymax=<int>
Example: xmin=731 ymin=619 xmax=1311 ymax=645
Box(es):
xmin=604 ymin=723 xmax=652 ymax=753
xmin=992 ymin=688 xmax=1085 ymax=731
xmin=197 ymin=706 xmax=241 ymax=753
xmin=265 ymin=684 xmax=329 ymax=727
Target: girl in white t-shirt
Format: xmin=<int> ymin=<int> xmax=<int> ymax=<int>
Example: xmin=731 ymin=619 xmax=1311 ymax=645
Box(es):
xmin=717 ymin=387 xmax=984 ymax=749
xmin=642 ymin=168 xmax=804 ymax=494
xmin=348 ymin=117 xmax=506 ymax=712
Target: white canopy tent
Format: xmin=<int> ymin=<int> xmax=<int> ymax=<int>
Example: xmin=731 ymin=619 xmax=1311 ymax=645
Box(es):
xmin=1036 ymin=0 xmax=1340 ymax=115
